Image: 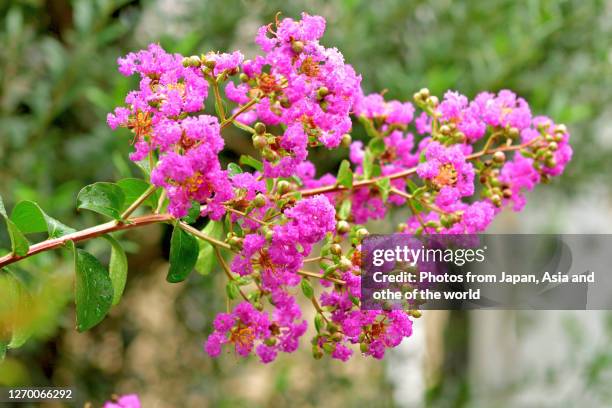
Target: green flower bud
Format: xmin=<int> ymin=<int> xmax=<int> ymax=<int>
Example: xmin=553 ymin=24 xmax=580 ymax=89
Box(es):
xmin=327 ymin=322 xmax=339 ymax=334
xmin=253 ymin=193 xmax=266 ymax=208
xmin=229 ymin=236 xmax=244 ymax=250
xmin=265 ymin=229 xmax=274 ymax=240
xmin=491 ymin=194 xmax=502 ymax=207
xmin=341 ymin=133 xmax=352 ymax=148
xmin=277 ymin=180 xmax=292 ymax=194
xmin=330 ymin=243 xmax=342 ymax=256
xmin=410 ymin=309 xmax=422 ymax=318
xmin=252 ymin=135 xmax=268 ymax=149
xmin=493 ymin=151 xmax=506 ymax=164
xmin=508 ymin=127 xmax=520 ymax=139
xmin=291 ymin=40 xmax=305 ymax=53
xmin=202 ymin=58 xmax=216 ymax=69
xmin=339 ymin=257 xmax=353 ymax=271
xmin=548 ymin=141 xmax=558 ymax=151
xmin=419 ymin=88 xmax=430 ymax=99
xmin=337 ymin=220 xmax=350 ymax=234
xmin=262 ymin=148 xmax=278 ymax=162
xmin=356 ymin=228 xmax=369 ymax=239
xmin=439 ymin=125 xmax=451 ymax=136
xmin=317 ymin=86 xmax=330 ymax=100
xmin=264 ymin=337 xmax=277 ymax=346
xmin=239 ymin=73 xmax=249 ymax=83
xmin=254 ymin=122 xmax=266 ymax=135
xmin=360 ymin=342 xmax=370 ymax=353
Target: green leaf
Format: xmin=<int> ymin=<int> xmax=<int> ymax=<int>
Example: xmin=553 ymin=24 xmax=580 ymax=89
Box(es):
xmin=195 ymin=221 xmax=224 ymax=275
xmin=239 ymin=155 xmax=263 ymax=171
xmin=227 ymin=163 xmax=243 ymax=177
xmin=406 ymin=179 xmax=419 ymax=194
xmin=0 ymin=270 xmax=32 ymax=350
xmin=363 ymin=150 xmax=374 ymax=179
xmin=167 ymin=225 xmax=198 ymax=283
xmin=0 ymin=194 xmax=29 ymax=256
xmin=117 ymin=178 xmax=159 ymax=210
xmin=77 ymin=182 xmax=125 ymax=220
xmin=336 ymin=160 xmax=353 ymax=189
xmin=182 ymin=200 xmax=201 ymax=224
xmin=3 ymin=219 xmax=29 ymax=257
xmin=314 ymin=313 xmax=324 ymax=333
xmin=301 ymin=278 xmax=314 ymax=299
xmin=102 ymin=235 xmax=128 ymax=306
xmin=11 ymin=200 xmax=75 ymax=238
xmin=226 ymin=281 xmax=240 ymax=300
xmin=368 ymin=138 xmax=386 ymax=156
xmin=376 ymin=178 xmax=391 ymax=202
xmin=337 ymin=200 xmax=352 ymax=220
xmin=73 ymin=247 xmax=114 ymax=332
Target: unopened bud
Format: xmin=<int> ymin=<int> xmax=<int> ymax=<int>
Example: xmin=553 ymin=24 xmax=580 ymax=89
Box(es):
xmin=254 ymin=122 xmax=266 ymax=135
xmin=455 ymin=131 xmax=466 ymax=143
xmin=229 ymin=236 xmax=244 ymax=250
xmin=360 ymin=342 xmax=370 ymax=353
xmin=410 ymin=309 xmax=422 ymax=318
xmin=508 ymin=127 xmax=520 ymax=139
xmin=493 ymin=151 xmax=506 ymax=164
xmin=291 ymin=40 xmax=305 ymax=53
xmin=239 ymin=73 xmax=249 ymax=83
xmin=419 ymin=88 xmax=430 ymax=99
xmin=337 ymin=220 xmax=350 ymax=234
xmin=203 ymin=59 xmax=216 ymax=69
xmin=502 ymin=189 xmax=512 ymax=199
xmin=317 ymin=86 xmax=330 ymax=99
xmin=327 ymin=322 xmax=339 ymax=334
xmin=548 ymin=141 xmax=558 ymax=151
xmin=277 ymin=180 xmax=293 ymax=195
xmin=491 ymin=194 xmax=502 ymax=207
xmin=555 ymin=124 xmax=567 ymax=134
xmin=341 ymin=133 xmax=352 ymax=148
xmin=427 ymin=95 xmax=439 ymax=107
xmin=262 ymin=148 xmax=278 ymax=162
xmin=330 ymin=244 xmax=342 ymax=256
xmin=397 ymin=222 xmax=407 ymax=232
xmin=439 ymin=125 xmax=451 ymax=136
xmin=253 ymin=193 xmax=266 ymax=208
xmin=545 ymin=157 xmax=557 ymax=168
xmin=356 ymin=228 xmax=369 ymax=239
xmin=339 ymin=257 xmax=353 ymax=271
xmin=252 ymin=135 xmax=268 ymax=149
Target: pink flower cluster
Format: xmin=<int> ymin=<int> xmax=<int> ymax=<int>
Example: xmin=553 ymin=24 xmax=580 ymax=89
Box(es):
xmin=231 ymin=13 xmax=362 ymax=177
xmin=108 ymin=13 xmax=572 ymax=363
xmin=103 ymin=394 xmax=140 ymax=408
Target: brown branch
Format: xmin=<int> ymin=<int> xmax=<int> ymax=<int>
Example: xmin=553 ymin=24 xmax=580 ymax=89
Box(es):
xmin=0 ymin=214 xmax=173 ymax=269
xmin=293 ymin=136 xmax=541 ymax=198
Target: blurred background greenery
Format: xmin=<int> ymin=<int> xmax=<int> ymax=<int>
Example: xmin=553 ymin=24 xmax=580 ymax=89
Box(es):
xmin=0 ymin=0 xmax=611 ymax=407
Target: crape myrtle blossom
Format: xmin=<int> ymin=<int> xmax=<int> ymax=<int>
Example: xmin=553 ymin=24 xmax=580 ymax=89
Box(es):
xmin=103 ymin=394 xmax=141 ymax=408
xmin=105 ymin=13 xmax=572 ymax=364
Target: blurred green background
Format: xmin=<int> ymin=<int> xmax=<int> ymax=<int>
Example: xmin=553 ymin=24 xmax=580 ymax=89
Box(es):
xmin=1 ymin=0 xmax=611 ymax=407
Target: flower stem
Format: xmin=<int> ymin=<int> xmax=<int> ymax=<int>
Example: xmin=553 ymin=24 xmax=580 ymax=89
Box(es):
xmin=178 ymin=222 xmax=232 ymax=250
xmin=214 ymin=245 xmax=249 ymax=302
xmin=298 ymin=269 xmax=345 ymax=285
xmin=120 ymin=185 xmax=158 ymax=220
xmin=220 ymin=98 xmax=259 ymax=129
